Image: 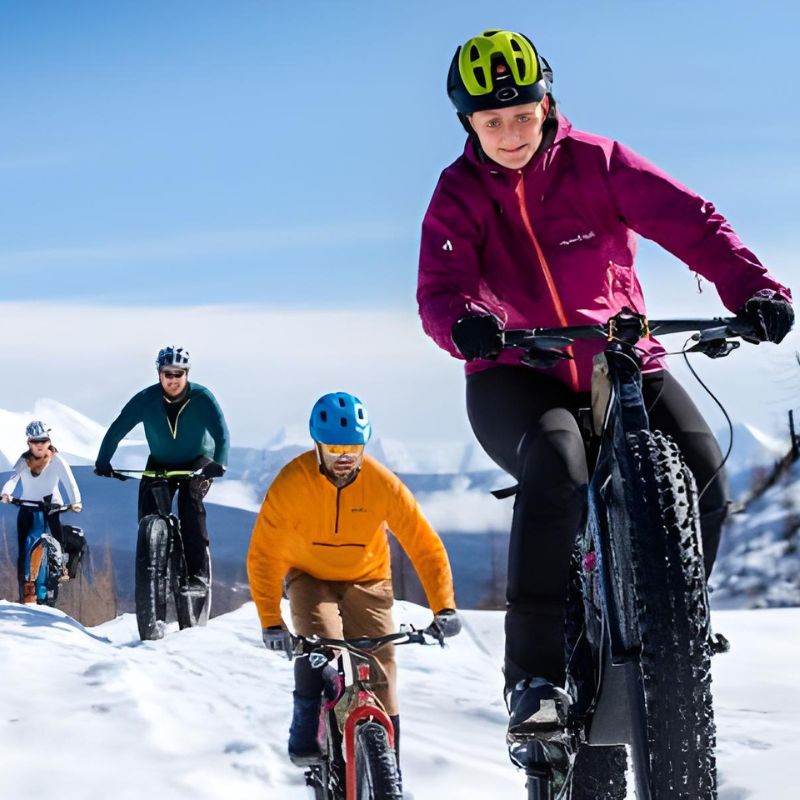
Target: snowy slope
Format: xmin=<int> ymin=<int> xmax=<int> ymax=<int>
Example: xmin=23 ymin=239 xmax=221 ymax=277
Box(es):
xmin=1 ymin=600 xmax=797 ymax=800
xmin=712 ymin=458 xmax=800 ymax=608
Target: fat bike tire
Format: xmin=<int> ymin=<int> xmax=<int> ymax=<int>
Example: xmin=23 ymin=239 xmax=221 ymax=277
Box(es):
xmin=354 ymin=721 xmax=402 ymax=800
xmin=626 ymin=429 xmax=716 ymax=800
xmin=135 ymin=515 xmax=171 ymax=641
xmin=570 ymin=744 xmax=627 ymax=800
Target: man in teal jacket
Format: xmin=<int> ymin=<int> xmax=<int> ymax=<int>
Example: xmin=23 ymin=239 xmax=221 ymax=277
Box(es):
xmin=95 ymin=346 xmax=230 ymax=589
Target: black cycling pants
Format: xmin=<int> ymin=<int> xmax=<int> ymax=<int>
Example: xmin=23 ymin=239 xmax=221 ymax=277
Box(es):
xmin=466 ymin=366 xmax=729 ymax=689
xmin=138 ymin=465 xmax=212 ymax=579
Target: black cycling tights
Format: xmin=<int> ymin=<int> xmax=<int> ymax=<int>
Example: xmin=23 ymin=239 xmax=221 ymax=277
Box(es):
xmin=466 ymin=366 xmax=729 ymax=689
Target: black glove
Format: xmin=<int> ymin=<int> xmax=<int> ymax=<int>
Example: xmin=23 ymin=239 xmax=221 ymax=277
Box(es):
xmin=94 ymin=462 xmax=113 ymax=478
xmin=451 ymin=315 xmax=502 ymax=361
xmin=738 ymin=291 xmax=794 ymax=344
xmin=262 ymin=626 xmax=294 ymax=659
xmin=429 ymin=608 xmax=462 ymax=639
xmin=201 ymin=461 xmax=226 ymax=479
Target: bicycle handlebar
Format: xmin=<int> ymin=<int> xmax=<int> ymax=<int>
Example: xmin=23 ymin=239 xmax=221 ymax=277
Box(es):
xmin=104 ymin=468 xmax=201 ymax=482
xmin=502 ymin=314 xmax=759 ymax=349
xmin=7 ymin=498 xmax=73 ymax=513
xmin=293 ymin=627 xmax=445 ymax=661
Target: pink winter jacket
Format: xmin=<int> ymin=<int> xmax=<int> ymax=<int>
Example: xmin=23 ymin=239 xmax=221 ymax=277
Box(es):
xmin=417 ymin=113 xmax=792 ymax=392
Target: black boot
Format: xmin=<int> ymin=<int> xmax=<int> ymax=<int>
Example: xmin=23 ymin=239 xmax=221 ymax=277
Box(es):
xmin=288 ymin=691 xmax=322 ymax=765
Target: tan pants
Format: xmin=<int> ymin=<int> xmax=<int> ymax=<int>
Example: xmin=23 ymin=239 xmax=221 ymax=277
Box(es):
xmin=287 ymin=571 xmax=398 ymax=715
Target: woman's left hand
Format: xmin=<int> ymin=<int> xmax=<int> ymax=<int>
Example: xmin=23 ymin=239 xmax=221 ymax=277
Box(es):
xmin=71 ymin=503 xmax=83 ymax=513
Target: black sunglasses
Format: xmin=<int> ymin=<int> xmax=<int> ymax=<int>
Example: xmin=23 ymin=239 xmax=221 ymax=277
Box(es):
xmin=161 ymin=370 xmax=187 ymax=379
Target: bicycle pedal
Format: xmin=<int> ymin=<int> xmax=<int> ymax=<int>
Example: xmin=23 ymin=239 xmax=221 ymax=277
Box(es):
xmin=290 ymin=751 xmax=323 ymax=767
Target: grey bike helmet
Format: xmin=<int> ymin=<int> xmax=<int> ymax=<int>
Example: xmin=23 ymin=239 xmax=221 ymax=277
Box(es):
xmin=156 ymin=346 xmax=191 ymax=371
xmin=26 ymin=420 xmax=51 ymax=441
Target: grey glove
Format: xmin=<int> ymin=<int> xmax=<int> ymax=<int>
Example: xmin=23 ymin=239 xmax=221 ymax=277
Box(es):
xmin=429 ymin=608 xmax=462 ymax=639
xmin=262 ymin=626 xmax=294 ymax=659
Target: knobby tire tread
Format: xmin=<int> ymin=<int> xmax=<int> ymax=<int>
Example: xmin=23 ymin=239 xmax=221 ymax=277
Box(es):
xmin=135 ymin=515 xmax=170 ymax=641
xmin=570 ymin=744 xmax=628 ymax=800
xmin=627 ymin=430 xmax=716 ymax=800
xmin=354 ymin=721 xmax=402 ymax=800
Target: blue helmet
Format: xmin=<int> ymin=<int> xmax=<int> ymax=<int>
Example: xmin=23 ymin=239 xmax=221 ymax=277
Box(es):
xmin=26 ymin=420 xmax=51 ymax=441
xmin=309 ymin=392 xmax=372 ymax=445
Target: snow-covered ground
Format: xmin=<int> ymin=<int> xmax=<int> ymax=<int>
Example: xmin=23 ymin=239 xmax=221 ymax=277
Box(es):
xmin=1 ymin=600 xmax=797 ymax=799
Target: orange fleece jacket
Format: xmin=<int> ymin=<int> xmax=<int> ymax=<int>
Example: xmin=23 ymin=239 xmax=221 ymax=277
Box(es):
xmin=247 ymin=452 xmax=456 ymax=628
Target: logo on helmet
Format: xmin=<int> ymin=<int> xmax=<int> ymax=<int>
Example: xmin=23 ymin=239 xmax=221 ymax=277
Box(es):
xmin=496 ymin=87 xmax=519 ymax=102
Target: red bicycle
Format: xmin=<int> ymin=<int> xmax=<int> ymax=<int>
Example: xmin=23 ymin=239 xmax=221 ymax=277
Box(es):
xmin=293 ymin=628 xmax=443 ymax=799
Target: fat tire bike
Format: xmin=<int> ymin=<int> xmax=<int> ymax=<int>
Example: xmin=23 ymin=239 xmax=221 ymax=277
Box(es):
xmin=105 ymin=469 xmax=212 ymax=640
xmin=10 ymin=497 xmax=79 ymax=606
xmin=500 ymin=310 xmax=757 ymax=800
xmin=292 ymin=628 xmax=445 ymax=800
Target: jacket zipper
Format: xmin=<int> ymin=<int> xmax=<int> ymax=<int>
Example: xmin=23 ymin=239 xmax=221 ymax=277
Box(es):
xmin=515 ymin=175 xmax=580 ymax=390
xmin=167 ymin=399 xmax=190 ymax=440
xmin=334 ymin=487 xmax=341 ymax=534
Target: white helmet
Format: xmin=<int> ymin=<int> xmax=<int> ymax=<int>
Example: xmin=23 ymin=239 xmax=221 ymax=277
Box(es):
xmin=156 ymin=346 xmax=191 ymax=371
xmin=26 ymin=420 xmax=51 ymax=441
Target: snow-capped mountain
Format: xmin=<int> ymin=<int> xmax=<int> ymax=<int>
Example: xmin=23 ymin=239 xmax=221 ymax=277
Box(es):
xmin=1 ymin=399 xmax=796 ymax=613
xmin=718 ymin=422 xmax=790 ymax=498
xmin=0 ymin=398 xmax=146 ymax=469
xmin=1 ymin=600 xmax=797 ymax=799
xmin=711 ymin=457 xmax=800 ymax=609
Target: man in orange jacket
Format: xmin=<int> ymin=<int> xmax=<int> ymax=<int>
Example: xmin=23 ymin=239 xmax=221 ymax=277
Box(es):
xmin=247 ymin=392 xmax=460 ymax=765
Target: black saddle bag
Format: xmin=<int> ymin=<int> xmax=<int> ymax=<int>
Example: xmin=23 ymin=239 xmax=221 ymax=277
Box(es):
xmin=61 ymin=525 xmax=87 ymax=579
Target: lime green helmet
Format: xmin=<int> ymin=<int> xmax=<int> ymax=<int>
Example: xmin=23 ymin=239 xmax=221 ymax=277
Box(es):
xmin=447 ymin=29 xmax=551 ymax=114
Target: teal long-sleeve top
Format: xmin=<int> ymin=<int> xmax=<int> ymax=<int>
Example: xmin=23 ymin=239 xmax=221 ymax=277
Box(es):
xmin=96 ymin=382 xmax=230 ymax=468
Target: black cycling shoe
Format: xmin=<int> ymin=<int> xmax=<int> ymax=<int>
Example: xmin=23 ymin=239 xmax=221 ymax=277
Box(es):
xmin=506 ymin=677 xmax=573 ymax=791
xmin=506 ymin=677 xmax=571 ymax=740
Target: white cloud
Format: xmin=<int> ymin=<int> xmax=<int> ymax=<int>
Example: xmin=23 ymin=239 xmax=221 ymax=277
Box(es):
xmin=0 ymin=300 xmax=795 ymax=450
xmin=0 ymin=302 xmax=471 ymax=446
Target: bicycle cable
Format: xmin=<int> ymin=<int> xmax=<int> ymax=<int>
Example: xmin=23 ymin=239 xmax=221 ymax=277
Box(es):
xmin=638 ymin=342 xmax=734 ymax=502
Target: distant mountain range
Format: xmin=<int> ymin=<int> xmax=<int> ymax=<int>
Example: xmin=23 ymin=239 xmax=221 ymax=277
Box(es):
xmin=0 ymin=399 xmax=795 ymax=612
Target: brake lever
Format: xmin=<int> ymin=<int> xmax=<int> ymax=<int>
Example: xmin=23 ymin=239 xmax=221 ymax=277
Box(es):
xmin=686 ymin=338 xmax=741 ymax=359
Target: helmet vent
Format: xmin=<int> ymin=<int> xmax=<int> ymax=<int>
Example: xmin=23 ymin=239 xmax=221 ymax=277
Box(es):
xmin=340 ymin=417 xmax=347 ymax=427
xmin=338 ymin=397 xmax=346 ymax=407
xmin=320 ymin=411 xmax=328 ymax=422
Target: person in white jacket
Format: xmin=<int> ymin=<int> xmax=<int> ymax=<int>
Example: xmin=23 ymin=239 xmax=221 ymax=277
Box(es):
xmin=1 ymin=421 xmax=82 ymax=600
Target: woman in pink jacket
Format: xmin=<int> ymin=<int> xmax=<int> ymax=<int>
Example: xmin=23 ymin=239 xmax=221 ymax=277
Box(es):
xmin=417 ymin=28 xmax=793 ymax=746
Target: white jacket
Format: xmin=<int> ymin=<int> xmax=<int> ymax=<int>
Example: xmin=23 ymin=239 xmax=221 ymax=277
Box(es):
xmin=1 ymin=452 xmax=81 ymax=505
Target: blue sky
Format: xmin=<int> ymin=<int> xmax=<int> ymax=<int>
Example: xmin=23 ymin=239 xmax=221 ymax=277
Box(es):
xmin=2 ymin=0 xmax=798 ymax=306
xmin=0 ymin=1 xmax=798 ymax=443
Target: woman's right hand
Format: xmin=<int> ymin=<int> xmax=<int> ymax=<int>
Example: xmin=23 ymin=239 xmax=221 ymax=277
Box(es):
xmin=0 ymin=494 xmax=11 ymax=504
xmin=451 ymin=314 xmax=503 ymax=360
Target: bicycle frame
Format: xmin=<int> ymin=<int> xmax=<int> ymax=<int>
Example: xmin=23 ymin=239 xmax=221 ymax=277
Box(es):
xmin=503 ymin=310 xmax=755 ymax=799
xmin=104 ymin=468 xmax=210 ymax=638
xmin=11 ymin=498 xmax=72 ymax=604
xmin=295 ymin=629 xmax=442 ymax=798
